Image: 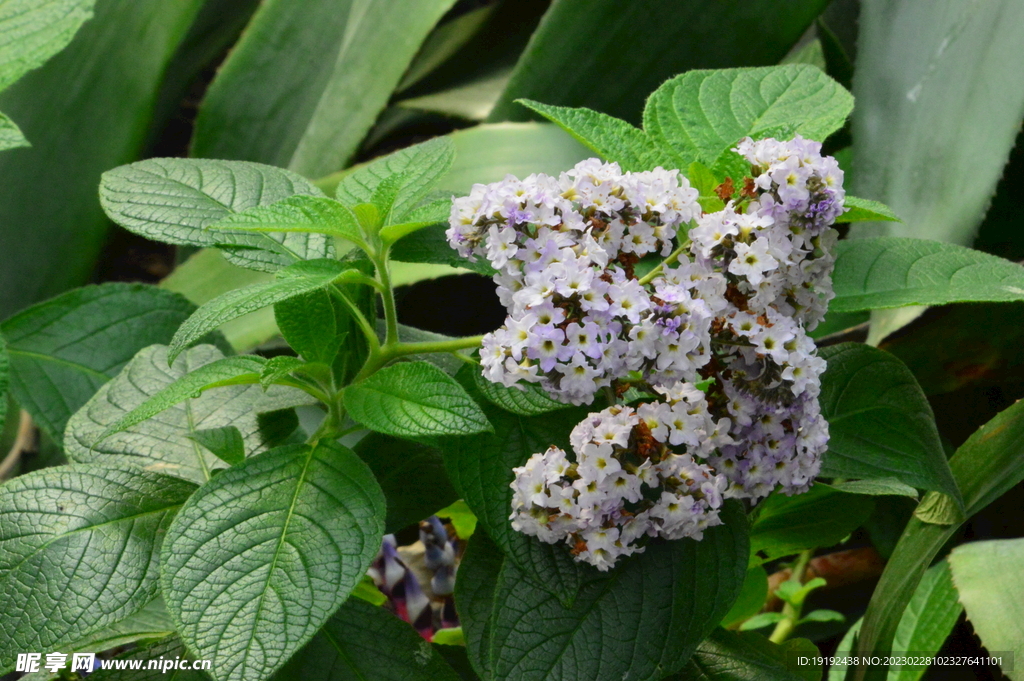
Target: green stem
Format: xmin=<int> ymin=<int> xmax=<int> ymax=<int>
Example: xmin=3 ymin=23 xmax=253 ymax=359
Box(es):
xmin=375 ymin=253 xmax=399 ymax=348
xmin=637 ymin=239 xmax=691 ymax=286
xmin=330 ymin=284 xmax=379 ymax=354
xmin=308 ymin=397 xmax=346 ymax=443
xmin=769 ymin=548 xmax=814 ymax=644
xmin=353 ymin=335 xmax=485 ymax=383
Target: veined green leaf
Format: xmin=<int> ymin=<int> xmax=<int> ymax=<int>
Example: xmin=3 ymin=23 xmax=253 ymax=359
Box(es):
xmin=643 ymin=65 xmax=853 ymax=171
xmin=192 ymin=0 xmax=456 ymax=177
xmin=471 ymin=366 xmax=570 ymax=416
xmin=849 ymin=0 xmax=1024 ymax=246
xmin=333 ymin=136 xmax=456 ymax=220
xmin=831 ymin=237 xmax=1024 ymax=313
xmin=722 ymin=566 xmax=770 ymax=629
xmin=0 ymin=465 xmax=196 ymax=670
xmin=272 ymin=598 xmax=461 ymax=681
xmin=353 ymin=432 xmax=458 ymax=534
xmin=455 ymin=532 xmax=503 ymax=680
xmin=188 ymin=426 xmax=245 ymax=467
xmin=161 ymin=441 xmax=385 ymax=681
xmin=488 ymin=502 xmax=749 ymax=681
xmin=64 ymin=345 xmax=305 ymax=485
xmin=516 ymin=99 xmax=666 ymax=171
xmin=750 ymin=485 xmax=874 ymax=564
xmin=679 ymin=629 xmax=819 ymax=681
xmin=390 ymin=224 xmax=496 ymax=277
xmin=948 ymin=538 xmax=1024 ymax=679
xmin=818 ymin=344 xmax=960 ymax=504
xmin=830 ymin=561 xmax=961 ymax=681
xmin=0 ymin=283 xmax=201 ymax=443
xmin=345 ymin=360 xmax=491 ymax=438
xmin=0 ymin=110 xmax=26 ymax=150
xmin=209 ymin=194 xmax=366 ymax=250
xmin=822 ymin=478 xmax=919 ymax=499
xmin=837 ymin=196 xmax=901 ymax=224
xmin=86 ymin=636 xmax=206 ymax=681
xmin=49 ymin=598 xmax=176 ymax=665
xmin=100 ymin=158 xmax=331 ymax=272
xmin=490 ymin=0 xmax=829 ymax=125
xmin=0 ymin=0 xmax=94 ymax=92
xmin=274 ymin=290 xmax=343 ymax=366
xmin=851 ymin=399 xmax=1024 ymax=681
xmin=169 ymin=258 xmax=357 ymax=361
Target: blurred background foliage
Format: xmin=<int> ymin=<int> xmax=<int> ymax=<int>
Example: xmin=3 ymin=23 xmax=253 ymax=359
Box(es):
xmin=1 ymin=0 xmax=1024 ymax=676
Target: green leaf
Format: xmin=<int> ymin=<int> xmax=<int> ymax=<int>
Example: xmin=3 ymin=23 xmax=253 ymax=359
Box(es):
xmin=821 ymin=478 xmax=919 ymax=499
xmin=54 ymin=598 xmax=176 ymax=661
xmin=679 ymin=629 xmax=818 ymax=681
xmin=351 ymin=574 xmax=387 ymax=607
xmin=738 ymin=612 xmax=786 ymax=631
xmin=161 ymin=441 xmax=385 ymax=681
xmin=189 ymin=426 xmax=245 ymax=467
xmin=344 ymin=361 xmax=491 ymax=438
xmin=454 ymin=532 xmax=504 ymax=680
xmin=830 ymin=560 xmax=962 ymax=681
xmin=334 ymin=137 xmax=456 ymax=221
xmin=0 ymin=283 xmax=201 ymax=443
xmin=750 ymin=484 xmax=874 ymax=564
xmin=490 ymin=0 xmax=830 ymax=125
xmin=471 ymin=365 xmax=570 ymax=416
xmin=436 ymin=498 xmax=477 ymax=540
xmin=0 ymin=465 xmax=196 ymax=670
xmin=64 ymin=345 xmax=307 ymax=484
xmin=274 ymin=289 xmax=343 ymax=366
xmin=100 ymin=158 xmax=331 ymax=272
xmin=0 ymin=0 xmax=206 ymax=319
xmin=353 ymin=432 xmax=459 ymax=534
xmin=837 ymin=196 xmax=901 ymax=224
xmin=87 ymin=636 xmax=209 ymax=681
xmin=848 ymin=0 xmax=1024 ymax=246
xmin=192 ymin=0 xmax=457 ymax=177
xmin=487 ymin=502 xmax=749 ymax=681
xmin=831 ymin=237 xmax=1024 ymax=313
xmin=0 ymin=335 xmax=8 ymax=436
xmin=643 ymin=65 xmax=853 ymax=170
xmin=273 ymin=597 xmax=461 ymax=681
xmin=818 ymin=343 xmax=961 ymax=504
xmin=851 ymin=398 xmax=1024 ymax=680
xmin=259 ymin=355 xmax=308 ymax=390
xmin=396 ymin=4 xmax=496 ymax=92
xmin=949 ymin=539 xmax=1023 ymax=680
xmin=170 ymin=258 xmax=356 ymax=361
xmin=722 ymin=566 xmax=770 ymax=628
xmin=0 ymin=110 xmax=26 ymax=150
xmin=441 ymin=370 xmax=589 ymax=601
xmin=516 ymin=99 xmax=666 ymax=171
xmin=800 ymin=609 xmax=845 ymax=624
xmin=209 ymin=194 xmax=366 ymax=251
xmin=0 ymin=0 xmax=94 ymax=93
xmin=390 ymin=224 xmax=496 ymax=277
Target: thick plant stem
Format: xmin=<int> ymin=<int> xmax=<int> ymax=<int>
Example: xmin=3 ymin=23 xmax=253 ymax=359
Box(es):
xmin=769 ymin=548 xmax=814 ymax=644
xmin=376 ymin=255 xmax=400 ymax=347
xmin=352 ymin=335 xmax=485 ymax=383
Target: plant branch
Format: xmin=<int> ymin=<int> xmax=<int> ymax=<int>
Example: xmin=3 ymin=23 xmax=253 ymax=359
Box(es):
xmin=768 ymin=548 xmax=814 ymax=644
xmin=637 ymin=239 xmax=691 ymax=286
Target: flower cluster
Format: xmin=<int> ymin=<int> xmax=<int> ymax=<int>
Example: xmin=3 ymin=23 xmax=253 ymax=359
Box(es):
xmin=510 ymin=391 xmax=728 ymax=570
xmin=449 ymin=159 xmax=709 ymax=405
xmin=451 ymin=136 xmax=845 ymax=569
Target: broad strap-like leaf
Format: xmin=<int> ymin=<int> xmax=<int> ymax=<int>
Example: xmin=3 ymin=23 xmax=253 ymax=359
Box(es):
xmin=344 ymin=360 xmax=491 ymax=438
xmin=836 ymin=196 xmax=901 ymax=224
xmin=818 ymin=343 xmax=961 ymax=505
xmin=208 ymin=194 xmax=367 ymax=250
xmin=272 ymin=598 xmax=462 ymax=681
xmin=749 ymin=485 xmax=874 ymax=564
xmin=487 ymin=503 xmax=749 ymax=681
xmin=0 ymin=465 xmax=196 ymax=670
xmin=353 ymin=432 xmax=458 ymax=534
xmin=99 ymin=158 xmax=331 ymax=272
xmin=161 ymin=441 xmax=385 ymax=681
xmin=0 ymin=111 xmax=27 ymax=150
xmin=948 ymin=539 xmax=1024 ymax=678
xmin=831 ymin=237 xmax=1024 ymax=312
xmin=830 ymin=560 xmax=962 ymax=681
xmin=0 ymin=0 xmax=94 ymax=93
xmin=643 ymin=64 xmax=852 ymax=170
xmin=334 ymin=136 xmax=456 ymax=220
xmin=0 ymin=283 xmax=202 ymax=443
xmin=64 ymin=345 xmax=307 ymax=484
xmin=517 ymin=99 xmax=668 ymax=171
xmin=169 ymin=258 xmax=358 ymax=361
